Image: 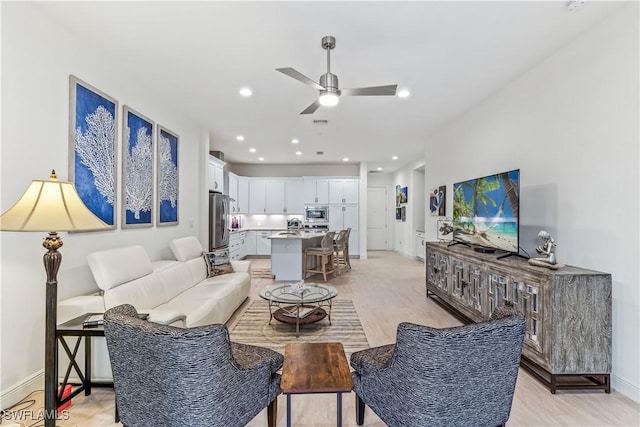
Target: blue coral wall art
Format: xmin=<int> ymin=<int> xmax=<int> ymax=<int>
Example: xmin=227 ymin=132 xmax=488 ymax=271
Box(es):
xmin=157 ymin=126 xmax=179 ymax=226
xmin=69 ymin=75 xmax=118 ymax=228
xmin=122 ymin=107 xmax=154 ymax=228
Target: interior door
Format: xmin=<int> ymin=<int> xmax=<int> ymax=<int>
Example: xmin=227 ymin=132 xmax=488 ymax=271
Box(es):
xmin=367 ymin=187 xmax=387 ymax=250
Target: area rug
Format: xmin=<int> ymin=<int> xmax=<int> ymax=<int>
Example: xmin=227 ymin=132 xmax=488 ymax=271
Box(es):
xmin=230 ymin=299 xmax=369 ymax=360
xmin=250 ymin=267 xmax=274 ymax=279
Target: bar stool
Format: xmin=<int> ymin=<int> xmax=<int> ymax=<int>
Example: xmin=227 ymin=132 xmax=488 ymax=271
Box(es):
xmin=343 ymin=228 xmax=352 ymax=271
xmin=304 ymin=231 xmax=336 ymax=282
xmin=333 ymin=229 xmax=349 ymax=275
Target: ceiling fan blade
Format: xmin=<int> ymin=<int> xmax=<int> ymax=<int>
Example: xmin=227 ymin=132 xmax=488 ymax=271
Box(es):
xmin=340 ymin=85 xmax=398 ymax=97
xmin=276 ymin=67 xmax=324 ymax=90
xmin=300 ymin=99 xmax=321 ymax=115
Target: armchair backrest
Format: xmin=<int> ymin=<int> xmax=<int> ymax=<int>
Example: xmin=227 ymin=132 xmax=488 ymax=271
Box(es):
xmin=381 ymin=309 xmax=525 ymax=426
xmin=103 ymin=304 xmax=273 ymax=427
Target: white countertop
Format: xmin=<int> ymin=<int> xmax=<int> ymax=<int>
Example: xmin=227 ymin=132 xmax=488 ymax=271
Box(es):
xmin=268 ymin=231 xmax=326 ymax=240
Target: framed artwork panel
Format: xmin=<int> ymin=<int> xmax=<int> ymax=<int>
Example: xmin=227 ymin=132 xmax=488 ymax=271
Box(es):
xmin=122 ymin=106 xmax=154 ymax=228
xmin=68 ymin=75 xmax=118 ymax=229
xmin=157 ymin=126 xmax=179 ymax=226
xmin=430 ymin=185 xmax=446 ymax=217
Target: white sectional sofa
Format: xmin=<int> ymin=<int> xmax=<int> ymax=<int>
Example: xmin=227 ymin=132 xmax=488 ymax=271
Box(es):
xmin=58 ymin=236 xmax=251 ymax=327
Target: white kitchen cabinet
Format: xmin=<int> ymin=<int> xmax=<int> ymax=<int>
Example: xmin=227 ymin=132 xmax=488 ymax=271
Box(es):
xmin=237 ymin=178 xmax=249 ymax=213
xmin=265 ymin=180 xmax=286 ymax=213
xmin=303 ymin=179 xmax=330 ymax=204
xmin=244 ymin=230 xmax=257 ymax=255
xmin=329 ymin=179 xmax=359 ymax=204
xmin=329 ymin=205 xmax=359 ymax=255
xmin=228 ymin=172 xmax=239 ymax=214
xmin=229 ymin=232 xmax=242 ymax=260
xmin=416 ymin=231 xmax=426 ymax=261
xmin=208 ymin=156 xmax=225 ymax=192
xmin=249 ymin=179 xmax=267 ymax=213
xmin=237 ymin=231 xmax=248 ymax=259
xmin=256 ymin=230 xmax=273 ymax=255
xmin=285 ymin=179 xmax=304 ymax=214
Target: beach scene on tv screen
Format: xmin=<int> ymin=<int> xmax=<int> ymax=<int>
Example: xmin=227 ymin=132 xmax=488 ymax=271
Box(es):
xmin=453 ymin=170 xmax=519 ymax=253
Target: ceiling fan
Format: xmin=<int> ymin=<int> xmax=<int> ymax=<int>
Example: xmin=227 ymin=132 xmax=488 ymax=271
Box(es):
xmin=276 ymin=36 xmax=398 ymax=115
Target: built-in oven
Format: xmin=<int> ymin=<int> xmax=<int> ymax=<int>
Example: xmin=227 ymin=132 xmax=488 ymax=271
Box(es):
xmin=304 ymin=205 xmax=329 ymax=224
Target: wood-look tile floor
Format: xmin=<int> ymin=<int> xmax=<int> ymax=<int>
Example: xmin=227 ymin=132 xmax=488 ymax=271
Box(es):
xmin=3 ymin=252 xmax=638 ymax=426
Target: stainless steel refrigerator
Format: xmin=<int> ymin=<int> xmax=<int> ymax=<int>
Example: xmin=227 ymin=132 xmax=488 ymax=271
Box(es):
xmin=209 ymin=192 xmax=229 ymax=251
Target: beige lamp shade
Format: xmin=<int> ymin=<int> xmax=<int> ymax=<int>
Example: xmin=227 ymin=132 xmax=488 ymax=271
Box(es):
xmin=0 ymin=171 xmax=108 ymax=232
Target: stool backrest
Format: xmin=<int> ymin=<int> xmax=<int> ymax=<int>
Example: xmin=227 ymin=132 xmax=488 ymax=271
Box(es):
xmin=321 ymin=231 xmax=336 ymax=251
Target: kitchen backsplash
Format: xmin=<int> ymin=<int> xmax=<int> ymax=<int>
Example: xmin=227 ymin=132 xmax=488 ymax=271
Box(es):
xmin=235 ymin=214 xmax=303 ymax=230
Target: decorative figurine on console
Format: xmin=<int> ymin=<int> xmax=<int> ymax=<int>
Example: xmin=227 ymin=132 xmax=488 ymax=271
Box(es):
xmin=528 ymin=231 xmax=563 ymax=269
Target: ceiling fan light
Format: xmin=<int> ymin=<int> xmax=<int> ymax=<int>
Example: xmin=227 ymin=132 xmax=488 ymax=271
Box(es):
xmin=319 ymin=92 xmax=339 ymax=107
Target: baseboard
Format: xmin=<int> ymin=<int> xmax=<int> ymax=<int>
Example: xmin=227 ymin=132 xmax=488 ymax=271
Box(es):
xmin=0 ymin=370 xmax=43 ymax=410
xmin=612 ymin=374 xmax=640 ymax=403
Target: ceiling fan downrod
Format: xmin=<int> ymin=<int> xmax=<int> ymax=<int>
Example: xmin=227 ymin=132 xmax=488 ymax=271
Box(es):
xmin=320 ymin=35 xmax=338 ymax=96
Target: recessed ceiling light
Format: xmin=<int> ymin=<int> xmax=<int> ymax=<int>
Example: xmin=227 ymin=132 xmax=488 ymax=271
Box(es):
xmin=292 ymin=139 xmax=299 ymax=144
xmin=397 ymin=89 xmax=410 ymax=98
xmin=239 ymin=87 xmax=252 ymax=97
xmin=249 ymin=148 xmax=256 ymax=153
xmin=343 ymin=158 xmax=349 ymax=162
xmin=236 ymin=135 xmax=245 ymax=141
xmin=392 ymin=156 xmax=398 ymax=160
xmin=295 ymin=151 xmax=302 ymax=156
xmin=258 ymin=157 xmax=264 ymax=161
xmin=377 ymin=167 xmax=383 ymax=171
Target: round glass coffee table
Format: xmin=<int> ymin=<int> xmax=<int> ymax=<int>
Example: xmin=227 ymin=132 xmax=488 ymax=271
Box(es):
xmin=258 ymin=282 xmax=338 ymax=336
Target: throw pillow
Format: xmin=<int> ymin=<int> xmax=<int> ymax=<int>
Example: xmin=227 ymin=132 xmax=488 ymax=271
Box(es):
xmin=203 ymin=249 xmax=234 ymax=277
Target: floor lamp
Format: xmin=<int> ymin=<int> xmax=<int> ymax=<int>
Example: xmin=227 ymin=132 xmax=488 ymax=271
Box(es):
xmin=0 ymin=170 xmax=108 ymax=427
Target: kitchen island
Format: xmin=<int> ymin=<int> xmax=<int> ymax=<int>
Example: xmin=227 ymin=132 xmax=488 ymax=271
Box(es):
xmin=268 ymin=231 xmax=326 ymax=281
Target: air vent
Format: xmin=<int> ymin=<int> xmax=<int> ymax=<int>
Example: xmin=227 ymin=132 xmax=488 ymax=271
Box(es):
xmin=316 ymin=151 xmax=324 ymax=155
xmin=313 ymin=120 xmax=328 ymax=126
xmin=368 ymin=170 xmax=382 ymax=174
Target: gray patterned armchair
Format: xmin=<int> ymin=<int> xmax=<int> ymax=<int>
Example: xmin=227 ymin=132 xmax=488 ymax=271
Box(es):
xmin=103 ymin=304 xmax=283 ymax=427
xmin=350 ymin=306 xmax=525 ymax=427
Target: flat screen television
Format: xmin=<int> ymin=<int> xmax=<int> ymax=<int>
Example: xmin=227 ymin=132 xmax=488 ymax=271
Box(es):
xmin=452 ymin=169 xmax=520 ymax=255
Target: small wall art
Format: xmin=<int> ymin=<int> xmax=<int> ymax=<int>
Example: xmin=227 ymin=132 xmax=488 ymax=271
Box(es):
xmin=395 ymin=185 xmax=402 ymax=207
xmin=429 ymin=185 xmax=446 ymax=216
xmin=401 ymin=206 xmax=406 ymax=222
xmin=122 ymin=106 xmax=154 ymax=228
xmin=396 ymin=207 xmax=402 ymax=220
xmin=157 ymin=126 xmax=179 ymax=226
xmin=69 ymin=75 xmax=118 ymax=229
xmin=401 ymin=186 xmax=408 ymax=204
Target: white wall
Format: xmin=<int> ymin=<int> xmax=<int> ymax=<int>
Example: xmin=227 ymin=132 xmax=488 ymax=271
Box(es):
xmin=424 ymin=3 xmax=639 ymax=401
xmin=0 ymin=3 xmax=207 ymax=404
xmin=392 ymin=160 xmax=426 ymax=256
xmin=229 ymin=163 xmax=359 ymax=177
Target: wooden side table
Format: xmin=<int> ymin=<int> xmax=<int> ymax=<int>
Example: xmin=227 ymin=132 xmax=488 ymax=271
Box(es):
xmin=281 ymin=342 xmax=354 ymax=427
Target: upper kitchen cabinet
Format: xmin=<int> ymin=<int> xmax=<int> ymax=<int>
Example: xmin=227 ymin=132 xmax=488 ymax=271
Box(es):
xmin=285 ymin=179 xmax=304 ymax=214
xmin=208 ymin=155 xmax=225 ymax=192
xmin=237 ymin=177 xmax=249 ymax=213
xmin=329 ymin=179 xmax=359 ymax=204
xmin=249 ymin=179 xmax=267 ymax=213
xmin=265 ymin=180 xmax=286 ymax=213
xmin=304 ymin=178 xmax=330 ymax=204
xmin=228 ymin=172 xmax=239 ymax=213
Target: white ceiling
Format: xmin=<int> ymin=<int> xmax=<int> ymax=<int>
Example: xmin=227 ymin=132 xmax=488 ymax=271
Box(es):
xmin=36 ymin=1 xmax=624 ymax=173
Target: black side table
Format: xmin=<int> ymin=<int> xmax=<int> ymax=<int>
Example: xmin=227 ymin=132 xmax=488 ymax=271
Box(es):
xmin=56 ymin=314 xmax=114 ymax=410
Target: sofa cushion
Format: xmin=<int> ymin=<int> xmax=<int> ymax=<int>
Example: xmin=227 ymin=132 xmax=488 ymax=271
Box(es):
xmin=103 ymin=273 xmax=170 ymax=310
xmin=203 ymin=249 xmax=234 ymax=277
xmin=156 ymin=262 xmax=199 ymax=302
xmin=170 ymin=236 xmax=203 ymax=262
xmin=87 ymin=246 xmax=153 ymax=291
